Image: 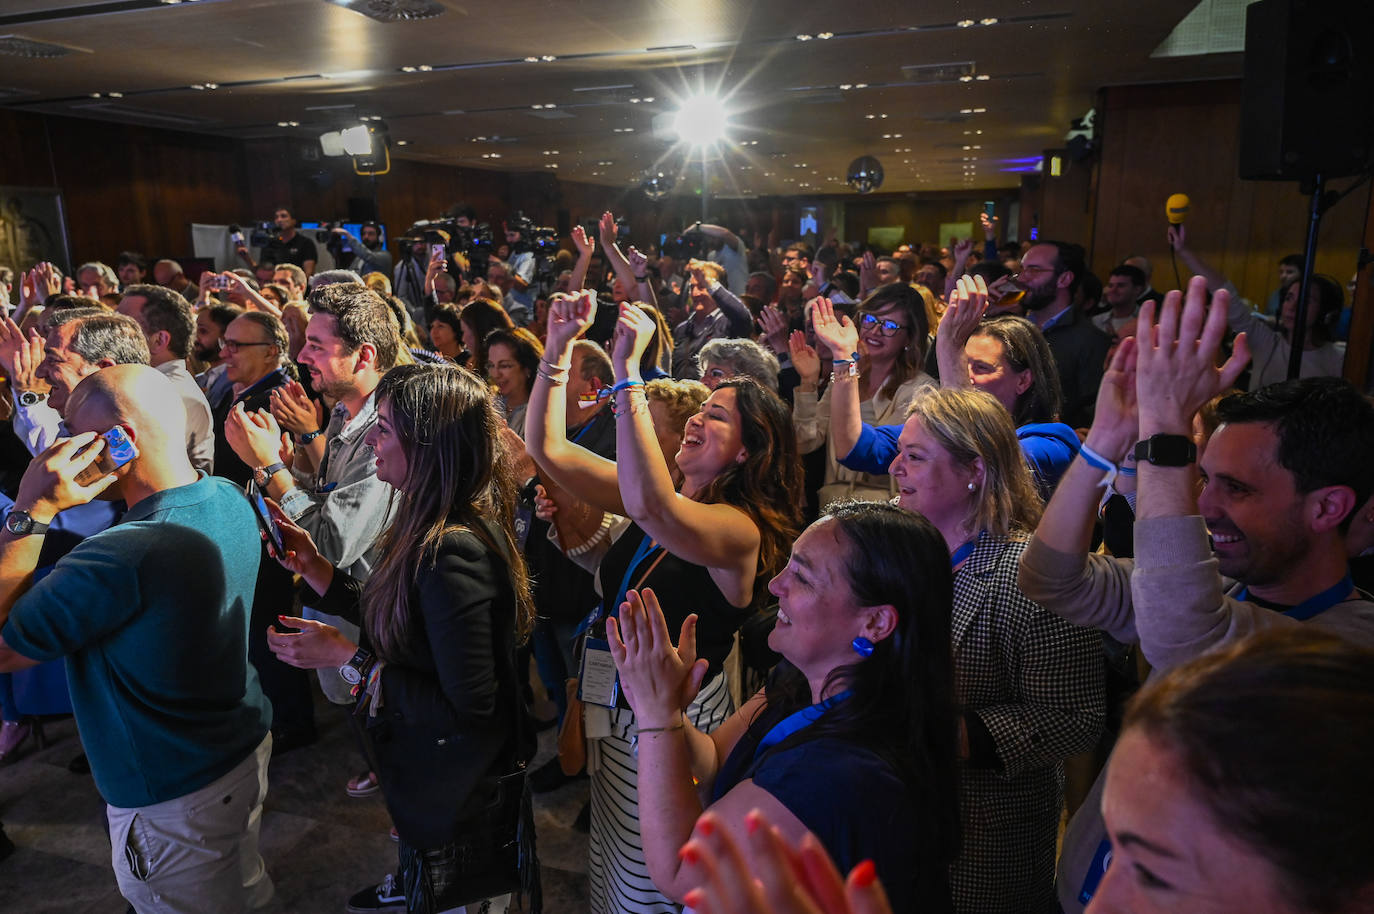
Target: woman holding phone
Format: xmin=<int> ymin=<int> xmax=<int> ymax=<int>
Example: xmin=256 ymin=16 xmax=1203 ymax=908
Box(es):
xmin=262 ymin=362 xmax=538 ymax=914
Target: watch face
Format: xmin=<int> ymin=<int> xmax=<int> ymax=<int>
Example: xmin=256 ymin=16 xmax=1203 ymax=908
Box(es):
xmin=4 ymin=512 xmax=30 ymax=535
xmin=339 ymin=664 xmax=362 ymax=685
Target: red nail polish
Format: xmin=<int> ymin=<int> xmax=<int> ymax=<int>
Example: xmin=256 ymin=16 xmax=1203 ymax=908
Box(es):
xmin=696 ymin=817 xmax=714 ymax=837
xmin=744 ymin=810 xmax=762 ymax=834
xmin=678 ymin=844 xmax=700 ymax=865
xmin=851 ymin=859 xmax=877 ymax=888
xmin=683 ymin=888 xmax=704 ymax=908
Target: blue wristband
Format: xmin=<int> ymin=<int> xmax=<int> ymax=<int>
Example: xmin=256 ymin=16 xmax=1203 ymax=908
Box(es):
xmin=611 ymin=378 xmax=643 ymax=395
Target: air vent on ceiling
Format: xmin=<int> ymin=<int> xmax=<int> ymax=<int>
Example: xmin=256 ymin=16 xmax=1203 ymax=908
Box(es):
xmin=0 ymin=35 xmax=75 ymax=58
xmin=326 ymin=0 xmax=445 ymax=23
xmin=899 ymin=61 xmax=976 ymax=83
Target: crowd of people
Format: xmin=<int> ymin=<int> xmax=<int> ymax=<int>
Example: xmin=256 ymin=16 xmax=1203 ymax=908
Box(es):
xmin=0 ymin=200 xmax=1369 ymax=914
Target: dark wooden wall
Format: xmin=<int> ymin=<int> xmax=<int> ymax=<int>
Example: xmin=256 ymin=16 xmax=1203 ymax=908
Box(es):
xmin=1089 ymin=81 xmax=1369 ymax=304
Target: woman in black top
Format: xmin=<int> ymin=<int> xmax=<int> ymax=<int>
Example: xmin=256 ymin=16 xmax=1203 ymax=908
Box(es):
xmin=610 ymin=501 xmax=961 ymax=913
xmin=264 ymin=363 xmax=537 ymax=914
xmin=524 ymin=291 xmax=803 ymax=914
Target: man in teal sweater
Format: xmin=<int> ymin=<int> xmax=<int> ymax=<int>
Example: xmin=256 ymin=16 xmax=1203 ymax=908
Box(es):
xmin=0 ymin=364 xmax=272 ymax=913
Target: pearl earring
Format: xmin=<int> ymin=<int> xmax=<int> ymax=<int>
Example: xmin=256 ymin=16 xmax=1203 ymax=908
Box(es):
xmin=967 ymin=482 xmax=976 ymax=492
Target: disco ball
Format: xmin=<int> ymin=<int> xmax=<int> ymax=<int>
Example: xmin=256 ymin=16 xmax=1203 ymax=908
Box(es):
xmin=641 ymin=172 xmax=674 ymax=200
xmin=846 ymin=156 xmax=885 ymax=194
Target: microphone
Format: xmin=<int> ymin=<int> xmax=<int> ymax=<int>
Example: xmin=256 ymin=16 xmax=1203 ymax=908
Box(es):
xmin=1166 ymin=193 xmax=1189 ymax=251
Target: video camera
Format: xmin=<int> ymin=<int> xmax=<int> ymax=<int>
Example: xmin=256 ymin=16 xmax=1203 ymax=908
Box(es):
xmin=661 ymin=228 xmax=708 ymax=262
xmin=397 ymin=217 xmax=495 ymax=280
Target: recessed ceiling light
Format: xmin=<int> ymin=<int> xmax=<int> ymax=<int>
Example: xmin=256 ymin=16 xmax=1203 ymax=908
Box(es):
xmin=545 ymin=163 xmax=558 ymax=168
xmin=865 ymin=114 xmax=876 ymax=120
xmin=957 ymin=19 xmax=974 ymax=27
xmin=417 ymin=65 xmax=432 ymax=72
xmin=542 ymin=55 xmax=556 ymax=62
xmin=597 ymin=160 xmax=613 ymax=165
xmin=976 ymin=74 xmax=990 ymax=81
xmin=855 ymin=83 xmax=868 ymax=88
xmin=643 ymin=96 xmax=655 ymax=102
xmin=981 ymin=17 xmax=999 ymax=25
xmin=839 ymin=84 xmax=852 ymax=90
xmin=396 ymin=139 xmax=409 ymax=146
xmin=796 ymin=34 xmax=813 ymax=41
xmin=524 ymin=56 xmax=538 ymax=63
xmin=401 ymin=66 xmax=416 ymax=73
xmin=817 ymin=32 xmax=834 ymax=39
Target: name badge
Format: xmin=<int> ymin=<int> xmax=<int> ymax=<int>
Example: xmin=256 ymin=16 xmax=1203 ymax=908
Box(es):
xmin=578 ymin=638 xmax=620 ymax=708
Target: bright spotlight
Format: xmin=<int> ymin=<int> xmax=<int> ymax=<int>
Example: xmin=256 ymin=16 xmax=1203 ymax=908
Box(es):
xmin=672 ymin=94 xmax=729 ymax=147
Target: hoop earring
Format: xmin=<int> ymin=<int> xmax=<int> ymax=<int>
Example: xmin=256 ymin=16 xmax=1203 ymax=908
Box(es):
xmin=851 ymin=637 xmax=875 ymax=658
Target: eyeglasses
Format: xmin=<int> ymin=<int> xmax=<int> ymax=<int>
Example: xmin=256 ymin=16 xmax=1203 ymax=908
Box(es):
xmin=858 ymin=313 xmax=910 ymax=337
xmin=221 ymin=339 xmax=275 ymax=353
xmin=1012 ymin=265 xmax=1056 ymax=280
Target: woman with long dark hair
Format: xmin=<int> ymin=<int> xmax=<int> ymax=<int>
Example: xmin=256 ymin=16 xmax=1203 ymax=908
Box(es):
xmin=264 ymin=363 xmax=538 ymax=914
xmin=610 ymin=501 xmax=961 ymax=913
xmin=524 ymin=291 xmax=802 ymax=914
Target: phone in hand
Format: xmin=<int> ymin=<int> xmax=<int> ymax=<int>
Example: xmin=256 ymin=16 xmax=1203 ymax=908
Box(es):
xmin=212 ymin=273 xmax=231 ymax=291
xmin=230 ymin=230 xmax=246 ymax=248
xmin=246 ymin=481 xmax=285 ymax=554
xmin=74 ymin=426 xmax=138 ymax=486
xmin=430 ymin=243 xmax=447 ymax=265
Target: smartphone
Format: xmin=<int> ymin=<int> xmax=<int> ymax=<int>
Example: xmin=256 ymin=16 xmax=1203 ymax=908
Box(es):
xmin=230 ymin=230 xmax=246 ymax=247
xmin=246 ymin=481 xmax=285 ymax=554
xmin=430 ymin=243 xmax=447 ymax=263
xmin=984 ymin=201 xmax=996 ymax=218
xmin=74 ymin=426 xmax=138 ymax=486
xmin=212 ymin=273 xmax=231 ymax=291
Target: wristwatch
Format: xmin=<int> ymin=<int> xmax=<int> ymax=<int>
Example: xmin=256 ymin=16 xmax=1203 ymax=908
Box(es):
xmin=297 ymin=429 xmax=324 ymax=444
xmin=1133 ymin=434 xmax=1197 ymax=467
xmin=16 ymin=390 xmax=46 ymax=408
xmin=4 ymin=510 xmax=49 ymax=537
xmin=252 ymin=462 xmax=287 ymax=487
xmin=338 ymin=647 xmax=374 ymax=686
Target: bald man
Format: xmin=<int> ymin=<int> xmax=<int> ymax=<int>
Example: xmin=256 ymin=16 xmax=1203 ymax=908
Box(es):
xmin=0 ymin=365 xmax=274 ymax=913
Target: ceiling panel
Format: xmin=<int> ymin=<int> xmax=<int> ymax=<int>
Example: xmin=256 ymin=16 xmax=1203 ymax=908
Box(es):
xmin=0 ymin=0 xmax=1245 ymax=194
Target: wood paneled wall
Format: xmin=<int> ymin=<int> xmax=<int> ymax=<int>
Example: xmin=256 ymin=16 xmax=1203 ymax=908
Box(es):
xmin=1090 ymin=81 xmax=1370 ymax=307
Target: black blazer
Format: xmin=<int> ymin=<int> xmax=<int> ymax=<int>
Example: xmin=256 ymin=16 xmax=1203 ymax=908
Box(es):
xmin=212 ymin=368 xmax=289 ymax=488
xmin=308 ymin=524 xmax=524 ymax=848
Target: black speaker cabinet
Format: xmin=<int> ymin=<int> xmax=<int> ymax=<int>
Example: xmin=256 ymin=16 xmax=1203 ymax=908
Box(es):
xmin=1239 ymin=0 xmax=1374 ymax=180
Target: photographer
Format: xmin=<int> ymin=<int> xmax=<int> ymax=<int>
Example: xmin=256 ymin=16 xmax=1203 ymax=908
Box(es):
xmin=238 ymin=206 xmax=317 ymax=277
xmin=503 ymin=216 xmax=539 ymax=317
xmin=328 ymin=222 xmax=393 ymax=280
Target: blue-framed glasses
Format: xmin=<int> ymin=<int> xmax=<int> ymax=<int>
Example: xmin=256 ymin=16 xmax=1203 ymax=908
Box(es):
xmin=858 ymin=313 xmax=910 ymax=337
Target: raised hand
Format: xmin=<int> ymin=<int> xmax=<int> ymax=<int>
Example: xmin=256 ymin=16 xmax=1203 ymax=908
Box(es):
xmin=952 ymin=237 xmax=974 ymax=262
xmin=571 ymin=225 xmax=594 ymax=257
xmin=1167 ymin=224 xmax=1186 ymax=253
xmin=757 ymin=305 xmax=789 ymax=355
xmin=789 ymin=330 xmax=822 ymax=390
xmin=611 ymin=303 xmax=656 ymax=377
xmin=1135 ymin=275 xmax=1250 ymax=435
xmin=980 ymin=211 xmax=999 ymax=241
xmin=225 ymin=402 xmax=287 ymax=468
xmin=598 ymin=210 xmax=619 ymax=248
xmin=678 ymin=808 xmax=895 ymax=914
xmin=626 ymin=245 xmax=650 ymax=280
xmin=606 ymin=588 xmax=708 ymax=728
xmin=544 ymin=290 xmax=597 ymax=360
xmin=940 ymin=274 xmax=989 ymax=346
xmin=858 ymin=251 xmax=878 ymax=292
xmin=811 ymin=298 xmax=859 ymax=362
xmin=1084 ymin=336 xmax=1140 ymax=461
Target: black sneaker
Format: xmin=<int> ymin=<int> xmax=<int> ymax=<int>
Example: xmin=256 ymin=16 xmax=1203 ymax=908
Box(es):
xmin=530 ymin=755 xmax=585 ymax=793
xmin=345 ymin=873 xmax=405 ymax=912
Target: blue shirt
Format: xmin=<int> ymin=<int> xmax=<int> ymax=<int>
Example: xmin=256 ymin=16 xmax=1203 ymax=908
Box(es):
xmin=841 ymin=420 xmax=1080 ymax=496
xmin=2 ymin=475 xmax=270 ymax=808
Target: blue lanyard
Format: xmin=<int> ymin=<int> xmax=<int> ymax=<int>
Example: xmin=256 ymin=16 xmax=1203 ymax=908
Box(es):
xmin=611 ymin=532 xmax=662 ymax=619
xmin=950 ymin=535 xmax=980 ymax=569
xmin=754 ymin=690 xmax=853 ymax=761
xmin=570 ymin=419 xmax=596 ymax=444
xmin=1235 ymin=571 xmax=1354 ymax=621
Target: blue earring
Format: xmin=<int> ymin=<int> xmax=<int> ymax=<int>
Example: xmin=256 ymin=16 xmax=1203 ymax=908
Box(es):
xmin=851 ymin=637 xmax=875 ymax=658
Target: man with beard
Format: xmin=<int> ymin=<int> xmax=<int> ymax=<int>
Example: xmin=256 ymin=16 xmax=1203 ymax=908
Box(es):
xmin=330 ymin=221 xmax=394 ymax=279
xmin=1016 ymin=241 xmax=1110 ymax=428
xmin=1019 ymin=283 xmax=1374 ymax=913
xmin=223 ymin=283 xmax=398 ymax=760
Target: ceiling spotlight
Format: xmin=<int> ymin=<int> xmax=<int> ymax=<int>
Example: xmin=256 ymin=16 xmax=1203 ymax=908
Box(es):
xmin=796 ymin=34 xmax=813 ymax=41
xmin=817 ymin=31 xmax=833 ymax=39
xmin=396 ymin=139 xmax=409 ymax=146
xmin=417 ymin=64 xmax=432 ymax=71
xmin=541 ymin=55 xmax=556 ymax=62
xmin=544 ymin=163 xmax=558 ymax=168
xmin=629 ymin=97 xmax=641 ymax=103
xmin=672 ymin=93 xmax=730 ymax=146
xmin=957 ymin=19 xmax=974 ymax=27
xmin=401 ymin=66 xmax=416 ymax=72
xmin=959 ymin=75 xmax=973 ymax=82
xmin=109 ymin=91 xmax=123 ymax=98
xmin=90 ymin=92 xmax=102 ymax=98
xmin=980 ymin=17 xmax=999 ymax=25
xmin=839 ymin=83 xmax=852 ymax=90
xmin=864 ymin=114 xmax=876 ymax=120
xmin=643 ymin=96 xmax=655 ymax=102
xmin=524 ymin=56 xmax=538 ymax=63
xmin=855 ymin=83 xmax=868 ymax=88
xmin=976 ymin=74 xmax=990 ymax=81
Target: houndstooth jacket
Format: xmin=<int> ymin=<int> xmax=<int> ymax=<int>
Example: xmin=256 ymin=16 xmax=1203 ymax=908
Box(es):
xmin=949 ymin=531 xmax=1105 ymax=914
